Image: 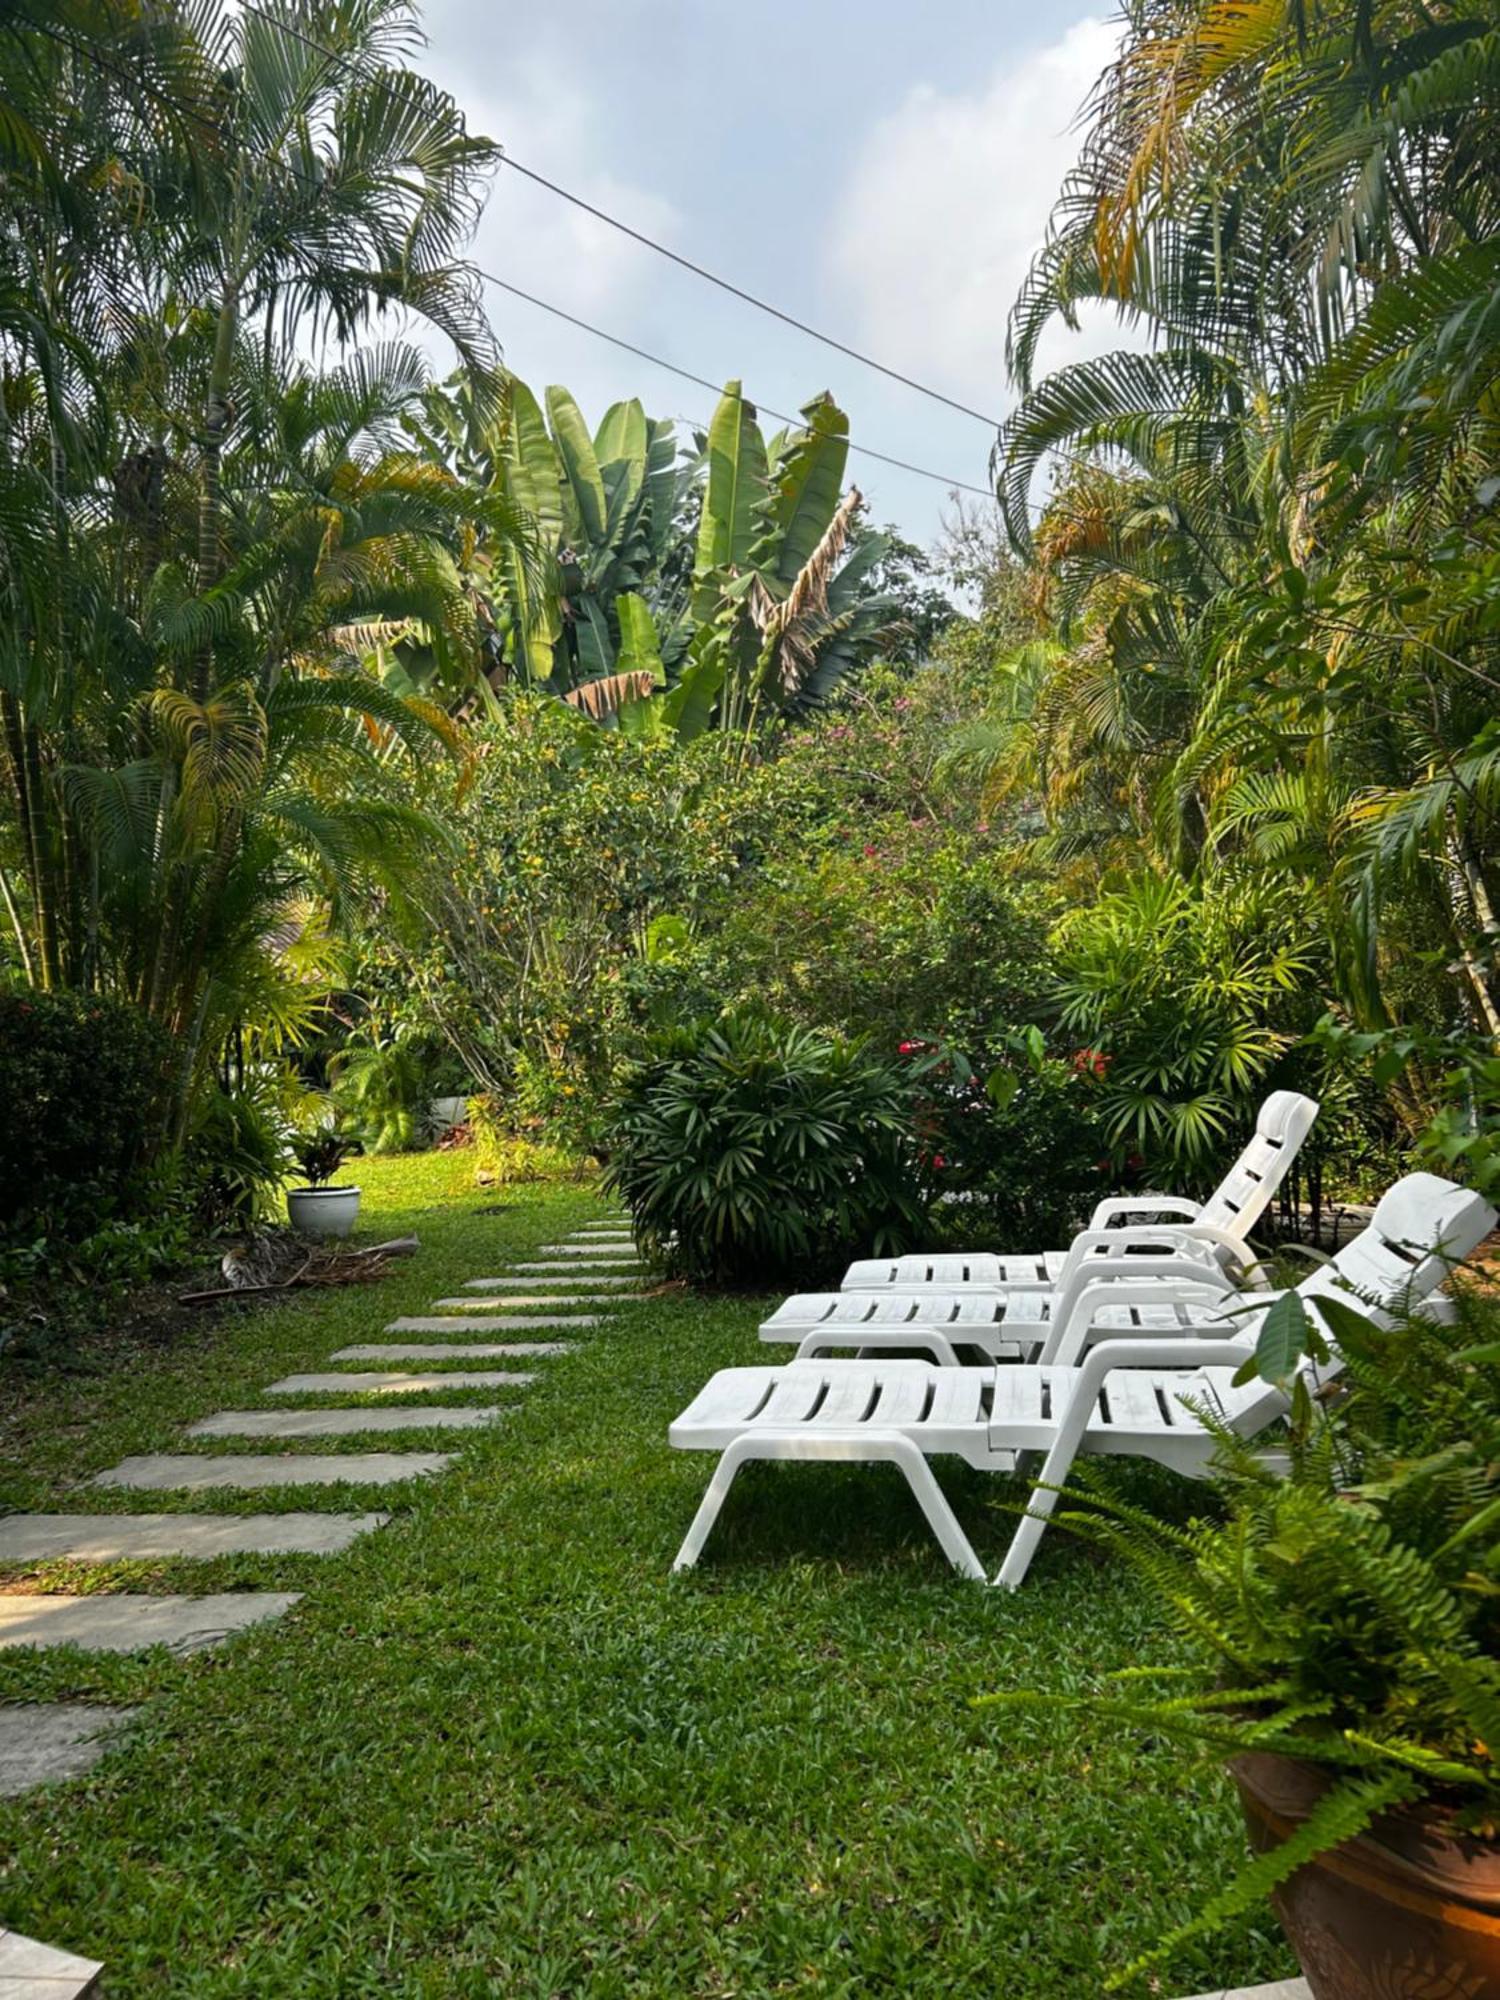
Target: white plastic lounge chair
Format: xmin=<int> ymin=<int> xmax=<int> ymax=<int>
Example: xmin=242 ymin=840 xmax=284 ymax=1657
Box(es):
xmin=842 ymin=1088 xmax=1319 ymax=1290
xmin=670 ymin=1173 xmax=1494 ymax=1590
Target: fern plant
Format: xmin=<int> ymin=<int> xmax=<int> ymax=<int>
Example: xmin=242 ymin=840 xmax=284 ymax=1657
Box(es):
xmin=985 ymin=1292 xmax=1500 ymax=1987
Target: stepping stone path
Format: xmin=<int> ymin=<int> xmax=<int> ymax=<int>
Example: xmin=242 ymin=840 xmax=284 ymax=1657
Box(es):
xmin=386 ymin=1315 xmax=598 ymax=1333
xmin=92 ymin=1453 xmax=452 ymax=1492
xmin=0 ymin=1704 xmax=139 ymax=1798
xmin=0 ymin=1925 xmax=104 ymax=1997
xmin=0 ymin=1513 xmax=384 ymax=1561
xmin=0 ymin=1202 xmax=637 ymax=1849
xmin=331 ymin=1346 xmax=548 ymax=1365
xmin=0 ymin=1593 xmax=301 ymax=1655
xmin=268 ymin=1367 xmax=559 ymax=1393
xmin=185 ymin=1409 xmax=501 ymax=1439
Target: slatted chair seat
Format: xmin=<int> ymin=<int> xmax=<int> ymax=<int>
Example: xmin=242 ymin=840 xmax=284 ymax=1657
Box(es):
xmin=760 ymin=1287 xmax=1214 ymax=1365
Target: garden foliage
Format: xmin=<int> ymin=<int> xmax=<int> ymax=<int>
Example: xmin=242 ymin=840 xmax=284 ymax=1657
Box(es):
xmin=605 ymin=1010 xmax=926 ymax=1284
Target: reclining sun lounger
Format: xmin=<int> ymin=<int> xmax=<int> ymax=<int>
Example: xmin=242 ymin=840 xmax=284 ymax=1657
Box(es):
xmin=670 ymin=1173 xmax=1493 ymax=1590
xmin=842 ymin=1088 xmax=1318 ymax=1289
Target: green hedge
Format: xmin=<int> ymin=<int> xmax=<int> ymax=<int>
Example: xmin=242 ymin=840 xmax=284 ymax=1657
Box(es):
xmin=0 ymin=988 xmax=173 ymax=1237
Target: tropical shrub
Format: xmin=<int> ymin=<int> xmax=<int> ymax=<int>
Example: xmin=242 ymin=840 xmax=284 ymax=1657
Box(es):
xmin=900 ymin=1042 xmax=1113 ymax=1249
xmin=468 ymin=1095 xmax=597 ymax=1187
xmin=1053 ymin=874 xmax=1324 ymax=1181
xmin=0 ymin=990 xmax=173 ymax=1237
xmin=605 ymin=1010 xmax=926 ymax=1285
xmin=990 ymin=1291 xmax=1500 ymax=1987
xmin=330 ymin=1029 xmax=432 ymax=1154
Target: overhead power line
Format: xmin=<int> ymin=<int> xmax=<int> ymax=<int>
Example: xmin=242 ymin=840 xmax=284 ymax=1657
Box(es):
xmin=228 ymin=4 xmax=998 ymax=500
xmin=478 ymin=274 xmax=996 ymax=499
xmin=494 ymin=155 xmax=1006 ymax=431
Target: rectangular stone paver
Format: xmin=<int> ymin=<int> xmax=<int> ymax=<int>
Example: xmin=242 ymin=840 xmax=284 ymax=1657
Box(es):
xmin=0 ymin=1512 xmax=385 ymax=1562
xmin=0 ymin=1592 xmax=301 ymax=1655
xmin=0 ymin=1926 xmax=103 ymax=1996
xmin=1176 ymin=1985 xmax=1309 ymax=2000
xmin=268 ymin=1368 xmax=555 ymax=1394
xmin=512 ymin=1264 xmax=648 ymax=1277
xmin=0 ymin=1704 xmax=139 ymax=1798
xmin=330 ymin=1346 xmax=544 ymax=1367
xmin=387 ymin=1315 xmax=598 ymax=1333
xmin=573 ymin=1227 xmax=634 ymax=1237
xmin=535 ymin=1243 xmax=638 ymax=1256
xmin=430 ymin=1296 xmax=617 ymax=1311
xmin=186 ymin=1408 xmax=502 ymax=1439
xmin=466 ymin=1275 xmax=643 ymax=1290
xmin=92 ymin=1453 xmax=452 ymax=1492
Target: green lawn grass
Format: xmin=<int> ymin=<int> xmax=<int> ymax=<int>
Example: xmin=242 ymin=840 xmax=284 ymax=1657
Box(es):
xmin=0 ymin=1155 xmax=1296 ymax=1996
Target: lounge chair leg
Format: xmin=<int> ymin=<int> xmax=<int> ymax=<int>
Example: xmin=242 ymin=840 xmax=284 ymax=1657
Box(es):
xmin=672 ymin=1431 xmax=986 ymax=1580
xmin=673 ymin=1435 xmax=758 ymax=1570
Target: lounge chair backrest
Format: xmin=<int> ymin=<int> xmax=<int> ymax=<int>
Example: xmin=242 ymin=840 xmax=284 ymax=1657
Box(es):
xmin=1197 ymin=1172 xmax=1497 ymax=1433
xmin=1194 ymin=1090 xmax=1319 ymax=1244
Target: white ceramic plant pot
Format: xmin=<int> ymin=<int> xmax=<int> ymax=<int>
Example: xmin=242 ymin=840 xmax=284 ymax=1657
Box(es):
xmin=287 ymin=1185 xmax=362 ymax=1239
xmin=429 ymin=1095 xmax=468 ymax=1133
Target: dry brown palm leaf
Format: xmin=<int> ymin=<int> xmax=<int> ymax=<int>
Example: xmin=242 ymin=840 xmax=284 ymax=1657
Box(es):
xmin=750 ymin=486 xmax=864 ymax=697
xmin=563 ymin=671 xmax=658 ymax=722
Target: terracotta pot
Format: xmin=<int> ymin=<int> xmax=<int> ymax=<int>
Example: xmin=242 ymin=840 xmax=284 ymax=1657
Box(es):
xmin=1230 ymin=1751 xmax=1500 ymax=1999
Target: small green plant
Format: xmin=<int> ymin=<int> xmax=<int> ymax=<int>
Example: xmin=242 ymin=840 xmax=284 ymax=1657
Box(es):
xmin=985 ymin=1292 xmax=1500 ymax=1988
xmin=330 ymin=1030 xmax=431 ymax=1154
xmin=604 ymin=1009 xmax=926 ymax=1284
xmin=293 ymin=1130 xmax=363 ymax=1188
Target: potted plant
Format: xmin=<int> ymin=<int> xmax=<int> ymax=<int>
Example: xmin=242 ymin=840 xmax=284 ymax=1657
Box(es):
xmin=988 ymin=1287 xmax=1500 ymax=1996
xmin=286 ymin=1130 xmax=364 ymax=1239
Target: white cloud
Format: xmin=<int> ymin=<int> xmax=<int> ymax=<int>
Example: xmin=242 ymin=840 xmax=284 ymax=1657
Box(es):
xmin=829 ymin=16 xmax=1131 ymax=414
xmin=414 ymin=48 xmax=682 ymax=415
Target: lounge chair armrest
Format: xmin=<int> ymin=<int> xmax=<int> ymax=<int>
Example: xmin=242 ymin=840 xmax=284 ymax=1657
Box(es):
xmin=1088 ymin=1193 xmax=1202 ymax=1230
xmin=1041 ymin=1280 xmax=1235 ymax=1366
xmin=1046 ymin=1254 xmax=1240 ymax=1360
xmin=1070 ymin=1222 xmax=1249 ymax=1262
xmin=792 ymin=1327 xmax=960 ymax=1366
xmin=1072 ymin=1335 xmax=1259 ymax=1399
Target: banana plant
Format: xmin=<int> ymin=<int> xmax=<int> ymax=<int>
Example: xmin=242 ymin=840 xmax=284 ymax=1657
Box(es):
xmin=664 ymin=382 xmax=897 ymax=736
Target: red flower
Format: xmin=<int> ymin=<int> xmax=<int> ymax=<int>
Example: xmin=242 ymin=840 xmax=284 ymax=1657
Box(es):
xmin=931 ymin=1154 xmax=946 ymax=1171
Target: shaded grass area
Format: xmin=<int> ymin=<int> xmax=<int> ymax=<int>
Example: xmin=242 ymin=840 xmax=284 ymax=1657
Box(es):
xmin=0 ymin=1155 xmax=1295 ymax=1995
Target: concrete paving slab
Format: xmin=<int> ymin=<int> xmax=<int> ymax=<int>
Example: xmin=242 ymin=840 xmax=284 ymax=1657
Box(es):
xmin=0 ymin=1592 xmax=301 ymax=1655
xmin=1176 ymin=1985 xmax=1308 ymax=2000
xmin=512 ymin=1264 xmax=647 ymax=1277
xmin=387 ymin=1315 xmax=598 ymax=1333
xmin=430 ymin=1295 xmax=618 ymax=1310
xmin=185 ymin=1408 xmax=501 ymax=1439
xmin=0 ymin=1925 xmax=104 ymax=1996
xmin=0 ymin=1704 xmax=139 ymax=1798
xmin=465 ymin=1275 xmax=643 ymax=1289
xmin=92 ymin=1453 xmax=452 ymax=1491
xmin=267 ymin=1368 xmax=557 ymax=1393
xmin=0 ymin=1512 xmax=385 ymax=1562
xmin=572 ymin=1227 xmax=634 ymax=1237
xmin=328 ymin=1346 xmax=544 ymax=1368
xmin=534 ymin=1243 xmax=639 ymax=1256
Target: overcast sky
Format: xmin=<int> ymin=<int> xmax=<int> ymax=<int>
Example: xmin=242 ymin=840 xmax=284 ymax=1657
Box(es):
xmin=416 ymin=0 xmax=1125 ymax=553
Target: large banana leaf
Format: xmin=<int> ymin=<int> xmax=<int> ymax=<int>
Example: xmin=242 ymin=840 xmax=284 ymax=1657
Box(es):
xmin=615 ymin=591 xmax=665 ymax=685
xmin=595 ymin=399 xmax=648 ymax=546
xmin=769 ymin=393 xmax=849 ymax=585
xmin=546 ymin=385 xmax=608 ymax=547
xmin=502 ymin=376 xmax=564 ymax=545
xmin=693 ymin=380 xmax=768 ymax=616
